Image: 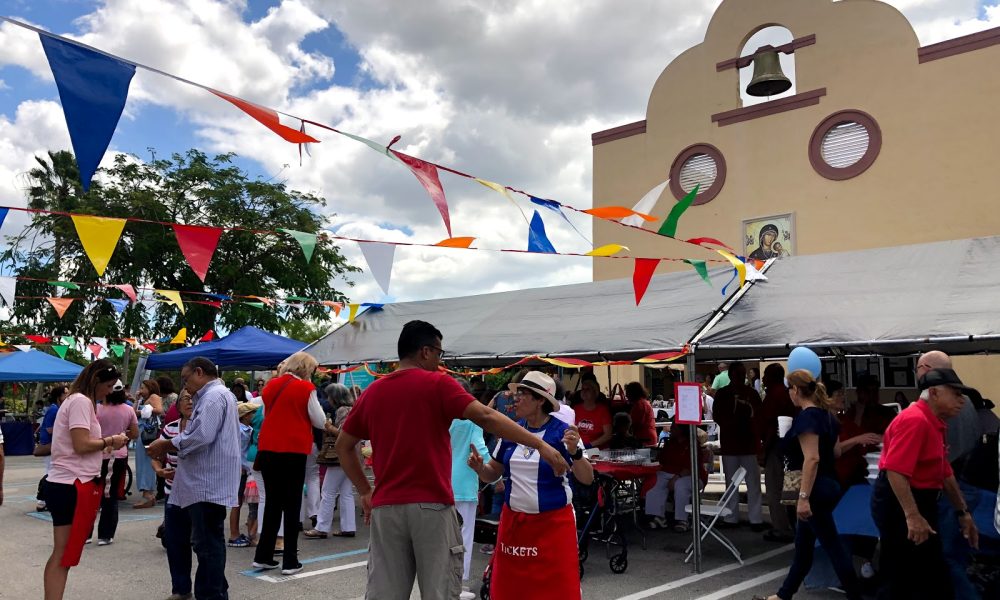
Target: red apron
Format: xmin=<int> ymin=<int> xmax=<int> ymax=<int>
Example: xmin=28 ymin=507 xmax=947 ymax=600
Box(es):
xmin=61 ymin=479 xmax=101 ymax=567
xmin=490 ymin=504 xmax=580 ymax=600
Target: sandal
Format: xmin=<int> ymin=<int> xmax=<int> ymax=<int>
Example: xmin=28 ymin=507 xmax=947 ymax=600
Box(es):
xmin=331 ymin=531 xmax=356 ymax=538
xmin=303 ymin=529 xmax=328 ymax=539
xmin=133 ymin=497 xmax=156 ymax=509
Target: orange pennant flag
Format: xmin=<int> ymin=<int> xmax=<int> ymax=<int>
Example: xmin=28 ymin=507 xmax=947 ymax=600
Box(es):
xmin=46 ymin=297 xmax=74 ymax=319
xmin=434 ymin=237 xmax=476 ymax=248
xmin=249 ymin=295 xmax=274 ymax=306
xmin=212 ymin=91 xmax=319 ymax=144
xmin=321 ymin=301 xmax=343 ymax=316
xmin=71 ymin=215 xmax=126 ymax=276
xmin=583 ymin=206 xmax=657 ymax=222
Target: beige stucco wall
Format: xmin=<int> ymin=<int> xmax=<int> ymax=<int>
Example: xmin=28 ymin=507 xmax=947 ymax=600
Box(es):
xmin=593 ymin=0 xmax=1000 ymax=281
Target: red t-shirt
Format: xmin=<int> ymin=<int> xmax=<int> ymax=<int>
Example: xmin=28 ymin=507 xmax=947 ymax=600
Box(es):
xmin=575 ymin=404 xmax=612 ymax=449
xmin=629 ymin=400 xmax=656 ymax=446
xmin=878 ymin=400 xmax=953 ymax=489
xmin=341 ymin=369 xmax=474 ymax=507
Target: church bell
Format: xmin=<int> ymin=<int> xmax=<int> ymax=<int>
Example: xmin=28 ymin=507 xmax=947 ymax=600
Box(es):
xmin=745 ymin=50 xmax=792 ymax=97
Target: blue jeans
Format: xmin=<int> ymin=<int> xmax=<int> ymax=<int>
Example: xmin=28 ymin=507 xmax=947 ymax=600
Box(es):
xmin=937 ymin=480 xmax=982 ymax=600
xmin=134 ymin=443 xmax=157 ymax=492
xmin=165 ymin=502 xmax=229 ymax=599
xmin=777 ymin=476 xmax=861 ymax=600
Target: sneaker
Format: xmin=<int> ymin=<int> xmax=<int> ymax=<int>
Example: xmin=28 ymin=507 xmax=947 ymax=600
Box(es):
xmin=252 ymin=560 xmax=279 ymax=570
xmin=479 ymin=544 xmax=495 ymax=555
xmin=84 ymin=539 xmax=93 ymax=545
xmin=228 ymin=534 xmax=251 ymax=548
xmin=861 ymin=561 xmax=876 ymax=579
xmin=281 ymin=562 xmax=303 ymax=575
xmin=459 ymin=592 xmax=476 ymax=600
xmin=97 ymin=538 xmax=114 ymax=546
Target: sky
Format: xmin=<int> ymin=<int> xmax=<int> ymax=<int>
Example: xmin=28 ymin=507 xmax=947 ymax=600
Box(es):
xmin=0 ymin=0 xmax=998 ymax=325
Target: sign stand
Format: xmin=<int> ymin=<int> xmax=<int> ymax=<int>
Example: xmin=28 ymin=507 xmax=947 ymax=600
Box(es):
xmin=677 ymin=355 xmax=703 ymax=572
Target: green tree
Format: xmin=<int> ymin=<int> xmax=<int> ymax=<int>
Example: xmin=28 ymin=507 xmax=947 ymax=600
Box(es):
xmin=283 ymin=319 xmax=333 ymax=344
xmin=1 ymin=149 xmax=359 ymax=342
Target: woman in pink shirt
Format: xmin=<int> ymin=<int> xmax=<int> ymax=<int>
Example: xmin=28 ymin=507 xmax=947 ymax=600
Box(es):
xmin=95 ymin=380 xmax=139 ymax=545
xmin=43 ymin=360 xmax=128 ymax=600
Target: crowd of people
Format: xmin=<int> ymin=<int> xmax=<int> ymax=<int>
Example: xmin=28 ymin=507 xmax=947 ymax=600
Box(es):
xmin=5 ymin=326 xmax=999 ymax=600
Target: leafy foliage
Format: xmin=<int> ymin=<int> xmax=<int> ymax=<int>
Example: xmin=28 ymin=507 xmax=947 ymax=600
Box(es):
xmin=1 ymin=149 xmax=359 ymax=341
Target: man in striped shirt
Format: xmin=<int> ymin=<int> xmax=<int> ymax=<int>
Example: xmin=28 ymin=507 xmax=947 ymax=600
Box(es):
xmin=148 ymin=357 xmax=241 ymax=600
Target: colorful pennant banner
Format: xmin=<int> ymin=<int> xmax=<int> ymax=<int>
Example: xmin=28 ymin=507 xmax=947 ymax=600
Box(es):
xmin=173 ymin=223 xmax=224 ymax=282
xmin=71 ymin=215 xmax=127 ymax=276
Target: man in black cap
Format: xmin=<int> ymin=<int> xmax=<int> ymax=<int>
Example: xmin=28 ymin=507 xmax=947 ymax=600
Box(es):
xmin=871 ymin=368 xmax=979 ymax=600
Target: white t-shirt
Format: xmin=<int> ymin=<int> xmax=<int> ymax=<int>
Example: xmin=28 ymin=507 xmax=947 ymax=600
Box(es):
xmin=553 ymin=404 xmax=575 ymax=426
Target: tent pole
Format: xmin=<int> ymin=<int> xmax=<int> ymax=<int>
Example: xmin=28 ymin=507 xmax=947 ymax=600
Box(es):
xmin=122 ymin=344 xmax=131 ymax=384
xmin=687 ymin=351 xmax=702 ymax=573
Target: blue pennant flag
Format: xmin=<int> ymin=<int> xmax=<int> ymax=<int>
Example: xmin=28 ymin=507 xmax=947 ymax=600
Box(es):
xmin=105 ymin=298 xmax=129 ymax=313
xmin=529 ymin=196 xmax=590 ymax=244
xmin=0 ymin=207 xmax=7 ymax=231
xmin=203 ymin=293 xmax=232 ymax=301
xmin=527 ymin=210 xmax=557 ymax=254
xmin=39 ymin=34 xmax=135 ymax=191
xmin=360 ymin=303 xmax=385 ymax=310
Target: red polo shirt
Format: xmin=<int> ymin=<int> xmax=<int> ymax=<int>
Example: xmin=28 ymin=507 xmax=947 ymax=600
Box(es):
xmin=878 ymin=399 xmax=953 ymax=489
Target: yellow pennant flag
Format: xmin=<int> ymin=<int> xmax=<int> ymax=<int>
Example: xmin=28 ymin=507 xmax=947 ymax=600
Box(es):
xmin=715 ymin=249 xmax=747 ymax=289
xmin=71 ymin=215 xmax=127 ymax=277
xmin=586 ymin=244 xmax=630 ymax=257
xmin=475 ymin=178 xmax=530 ymax=224
xmin=156 ymin=290 xmax=186 ymax=314
xmin=169 ymin=327 xmax=187 ymax=344
xmin=348 ymin=303 xmax=360 ymax=323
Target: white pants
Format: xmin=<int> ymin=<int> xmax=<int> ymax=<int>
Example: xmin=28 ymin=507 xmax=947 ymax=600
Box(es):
xmin=316 ymin=466 xmax=356 ymax=534
xmin=302 ymin=447 xmax=320 ymax=521
xmin=456 ymin=500 xmax=478 ymax=581
xmin=721 ymin=454 xmax=763 ymax=524
xmin=254 ymin=469 xmax=284 ymax=537
xmin=644 ymin=472 xmax=693 ymax=522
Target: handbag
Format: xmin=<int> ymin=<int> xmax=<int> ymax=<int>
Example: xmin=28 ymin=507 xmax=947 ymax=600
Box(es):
xmin=251 ymin=376 xmax=295 ymax=472
xmin=33 ymin=442 xmax=52 ymax=457
xmin=139 ymin=412 xmax=163 ymax=445
xmin=316 ymin=428 xmax=340 ymax=466
xmin=781 ymin=469 xmax=803 ymax=506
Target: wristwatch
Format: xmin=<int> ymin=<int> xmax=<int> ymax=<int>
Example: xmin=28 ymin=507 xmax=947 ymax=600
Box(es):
xmin=571 ymin=448 xmax=584 ymax=460
xmin=798 ymin=491 xmax=809 ymax=500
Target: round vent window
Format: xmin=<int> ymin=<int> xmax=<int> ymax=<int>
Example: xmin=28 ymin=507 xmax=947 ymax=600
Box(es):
xmin=809 ymin=110 xmax=881 ymax=180
xmin=669 ymin=143 xmax=726 ymax=205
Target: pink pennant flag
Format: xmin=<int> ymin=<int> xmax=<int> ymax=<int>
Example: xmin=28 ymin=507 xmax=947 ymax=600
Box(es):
xmin=112 ymin=283 xmax=138 ymax=303
xmin=390 ymin=150 xmax=452 ymax=236
xmin=46 ymin=297 xmax=74 ymax=319
xmin=632 ymin=258 xmax=661 ymax=306
xmin=173 ymin=224 xmax=224 ymax=282
xmin=88 ymin=343 xmax=104 ymax=359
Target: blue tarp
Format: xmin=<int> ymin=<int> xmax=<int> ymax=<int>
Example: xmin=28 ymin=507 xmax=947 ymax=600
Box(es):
xmin=145 ymin=326 xmax=306 ymax=371
xmin=0 ymin=349 xmax=84 ymax=382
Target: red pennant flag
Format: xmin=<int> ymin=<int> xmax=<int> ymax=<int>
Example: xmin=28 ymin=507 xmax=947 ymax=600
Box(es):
xmin=199 ymin=330 xmax=215 ymax=343
xmin=632 ymin=258 xmax=661 ymax=306
xmin=142 ymin=343 xmax=158 ymax=352
xmin=25 ymin=335 xmax=53 ymax=344
xmin=112 ymin=283 xmax=138 ymax=303
xmin=212 ymin=91 xmax=319 ymax=144
xmin=88 ymin=343 xmax=103 ymax=358
xmin=685 ymin=237 xmax=735 ymax=252
xmin=390 ymin=150 xmax=452 ymax=236
xmin=46 ymin=297 xmax=74 ymax=319
xmin=173 ymin=224 xmax=224 ymax=282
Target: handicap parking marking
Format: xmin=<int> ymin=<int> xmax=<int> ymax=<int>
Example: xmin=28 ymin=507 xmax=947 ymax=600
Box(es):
xmin=241 ymin=547 xmax=369 ymax=579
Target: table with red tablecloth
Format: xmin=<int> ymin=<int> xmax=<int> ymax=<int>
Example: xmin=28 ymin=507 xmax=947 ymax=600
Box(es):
xmin=591 ymin=461 xmax=660 ymax=495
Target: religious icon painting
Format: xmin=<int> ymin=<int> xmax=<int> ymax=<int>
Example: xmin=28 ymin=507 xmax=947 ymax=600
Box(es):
xmin=742 ymin=213 xmax=795 ymax=261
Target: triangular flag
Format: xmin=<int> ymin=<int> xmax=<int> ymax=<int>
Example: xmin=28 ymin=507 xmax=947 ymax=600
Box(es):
xmin=88 ymin=343 xmax=104 ymax=358
xmin=122 ymin=337 xmax=139 ymax=348
xmin=249 ymin=295 xmax=274 ymax=306
xmin=47 ymin=297 xmax=74 ymax=318
xmin=658 ymin=184 xmax=700 ymax=239
xmin=203 ymin=293 xmax=232 ymax=301
xmin=0 ymin=207 xmax=7 ymax=231
xmin=321 ymin=301 xmax=343 ymax=316
xmin=746 ymin=261 xmax=768 ymax=282
xmin=527 ymin=210 xmax=557 ymax=254
xmin=586 ymin=244 xmax=629 ymax=257
xmin=112 ymin=283 xmax=137 ymax=303
xmin=142 ymin=343 xmax=158 ymax=352
xmin=25 ymin=335 xmax=52 ymax=344
xmin=434 ymin=237 xmax=476 ymax=248
xmin=348 ymin=303 xmax=360 ymax=323
xmin=685 ymin=237 xmax=736 ymax=252
xmin=361 ymin=303 xmax=385 ymax=310
xmin=298 ymin=121 xmax=313 ymax=166
xmin=622 ymin=181 xmax=668 ymax=227
xmin=71 ymin=215 xmax=127 ymax=276
xmin=169 ymin=328 xmax=187 ymax=344
xmin=51 ymin=345 xmax=69 ymax=359
xmin=583 ymin=206 xmax=656 ymax=222
xmin=281 ymin=229 xmax=317 ymax=263
xmin=529 ymin=196 xmax=591 ymax=244
xmin=335 ymin=130 xmax=405 ymax=164
xmin=199 ymin=330 xmax=215 ymax=343
xmin=190 ymin=300 xmax=223 ymax=309
xmin=632 ymin=258 xmax=661 ymax=306
xmin=358 ymin=242 xmax=396 ymax=295
xmin=683 ymin=259 xmax=712 ymax=287
xmin=0 ymin=276 xmax=14 ymax=308
xmin=391 ymin=150 xmax=452 ymax=236
xmin=156 ymin=290 xmax=185 ymax=314
xmin=212 ymin=91 xmax=319 ymax=143
xmin=48 ymin=281 xmax=80 ymax=290
xmin=716 ymin=249 xmax=747 ymax=295
xmin=173 ymin=224 xmax=223 ymax=282
xmin=38 ymin=34 xmax=136 ymax=191
xmin=243 ymin=302 xmax=266 ymax=309
xmin=61 ymin=336 xmax=75 ymax=346
xmin=109 ymin=344 xmax=125 ymax=357
xmin=92 ymin=337 xmax=108 ymax=349
xmin=14 ymin=344 xmax=31 ymax=352
xmin=285 ymin=296 xmax=312 ymax=302
xmin=476 ymin=178 xmax=530 ymax=224
xmin=106 ymin=298 xmax=129 ymax=313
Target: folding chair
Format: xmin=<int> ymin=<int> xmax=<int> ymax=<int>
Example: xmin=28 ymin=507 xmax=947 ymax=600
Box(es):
xmin=684 ymin=466 xmax=746 ymax=565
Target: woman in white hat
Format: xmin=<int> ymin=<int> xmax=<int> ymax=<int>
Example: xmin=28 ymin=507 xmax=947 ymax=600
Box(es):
xmin=468 ymin=371 xmax=594 ymax=600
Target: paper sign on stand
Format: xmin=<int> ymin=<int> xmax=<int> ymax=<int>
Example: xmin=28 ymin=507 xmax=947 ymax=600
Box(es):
xmin=674 ymin=382 xmax=703 ymax=424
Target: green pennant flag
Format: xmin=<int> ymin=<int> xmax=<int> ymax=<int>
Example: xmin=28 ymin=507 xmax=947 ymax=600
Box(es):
xmin=48 ymin=281 xmax=80 ymax=290
xmin=51 ymin=344 xmax=69 ymax=359
xmin=281 ymin=229 xmax=317 ymax=263
xmin=61 ymin=336 xmax=75 ymax=346
xmin=683 ymin=259 xmax=712 ymax=287
xmin=285 ymin=295 xmax=312 ymax=302
xmin=243 ymin=302 xmax=266 ymax=309
xmin=109 ymin=344 xmax=125 ymax=357
xmin=657 ymin=184 xmax=700 ymax=239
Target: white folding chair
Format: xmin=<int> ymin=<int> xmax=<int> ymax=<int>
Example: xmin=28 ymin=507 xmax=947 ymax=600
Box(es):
xmin=684 ymin=466 xmax=746 ymax=565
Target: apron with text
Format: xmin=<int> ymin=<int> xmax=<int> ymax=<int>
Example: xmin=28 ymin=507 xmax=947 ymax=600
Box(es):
xmin=490 ymin=503 xmax=580 ymax=600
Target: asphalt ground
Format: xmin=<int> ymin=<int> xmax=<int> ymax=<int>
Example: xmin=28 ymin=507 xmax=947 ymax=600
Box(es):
xmin=0 ymin=454 xmax=855 ymax=600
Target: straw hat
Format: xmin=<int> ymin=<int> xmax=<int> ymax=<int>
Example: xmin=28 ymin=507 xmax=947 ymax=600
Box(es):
xmin=508 ymin=371 xmax=559 ymax=412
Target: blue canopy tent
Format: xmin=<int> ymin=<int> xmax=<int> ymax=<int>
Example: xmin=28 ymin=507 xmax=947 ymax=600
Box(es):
xmin=144 ymin=326 xmax=306 ymax=371
xmin=0 ymin=348 xmax=84 ymax=382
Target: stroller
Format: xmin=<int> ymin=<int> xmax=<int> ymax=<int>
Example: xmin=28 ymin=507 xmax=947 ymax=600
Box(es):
xmin=575 ymin=472 xmax=631 ymax=576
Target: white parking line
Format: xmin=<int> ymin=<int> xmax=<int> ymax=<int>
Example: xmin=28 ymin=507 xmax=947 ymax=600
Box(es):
xmin=694 ymin=568 xmax=786 ymax=600
xmin=256 ymin=560 xmax=368 ymax=583
xmin=613 ymin=544 xmax=793 ymax=600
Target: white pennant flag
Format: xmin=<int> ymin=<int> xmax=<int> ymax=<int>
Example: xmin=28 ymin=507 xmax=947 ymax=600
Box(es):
xmin=92 ymin=337 xmax=109 ymax=349
xmin=14 ymin=344 xmax=31 ymax=352
xmin=621 ymin=180 xmax=669 ymax=228
xmin=746 ymin=262 xmax=768 ymax=282
xmin=0 ymin=276 xmax=15 ymax=308
xmin=358 ymin=242 xmax=396 ymax=295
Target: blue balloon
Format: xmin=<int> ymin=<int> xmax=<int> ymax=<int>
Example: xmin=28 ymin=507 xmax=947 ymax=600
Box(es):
xmin=788 ymin=346 xmax=821 ymax=378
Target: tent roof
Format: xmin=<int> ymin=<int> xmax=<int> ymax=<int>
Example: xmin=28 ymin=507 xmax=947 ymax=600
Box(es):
xmin=306 ymin=264 xmax=733 ymax=366
xmin=0 ymin=349 xmax=84 ymax=382
xmin=146 ymin=326 xmax=306 ymax=371
xmin=695 ymin=235 xmax=1000 ymax=360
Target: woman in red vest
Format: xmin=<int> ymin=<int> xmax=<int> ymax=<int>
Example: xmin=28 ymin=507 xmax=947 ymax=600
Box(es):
xmin=251 ymin=352 xmax=326 ymax=575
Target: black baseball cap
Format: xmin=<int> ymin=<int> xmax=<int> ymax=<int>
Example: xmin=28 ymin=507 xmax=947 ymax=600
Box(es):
xmin=918 ymin=368 xmax=975 ymax=394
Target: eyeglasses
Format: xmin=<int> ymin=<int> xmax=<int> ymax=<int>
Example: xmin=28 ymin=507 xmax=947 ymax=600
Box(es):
xmin=426 ymin=345 xmax=446 ymax=358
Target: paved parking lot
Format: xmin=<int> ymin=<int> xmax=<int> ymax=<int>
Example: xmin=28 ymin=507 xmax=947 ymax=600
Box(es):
xmin=0 ymin=455 xmax=853 ymax=599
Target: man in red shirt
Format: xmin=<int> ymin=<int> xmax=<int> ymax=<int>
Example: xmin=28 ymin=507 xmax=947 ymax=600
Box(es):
xmin=871 ymin=368 xmax=979 ymax=600
xmin=335 ymin=320 xmax=569 ymax=600
xmin=712 ymin=362 xmax=765 ymax=529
